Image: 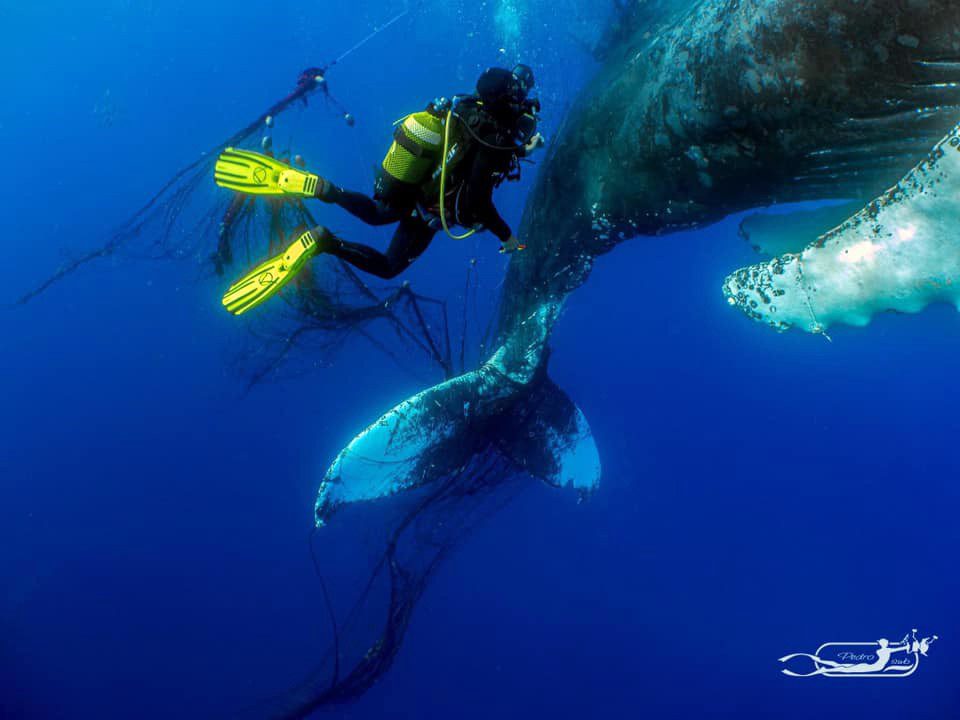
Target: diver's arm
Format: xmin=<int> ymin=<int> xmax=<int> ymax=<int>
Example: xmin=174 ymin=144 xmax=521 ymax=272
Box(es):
xmin=460 ymin=148 xmax=513 ymax=244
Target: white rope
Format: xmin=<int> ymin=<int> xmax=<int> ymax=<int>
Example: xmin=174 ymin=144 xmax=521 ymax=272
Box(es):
xmin=796 ymin=255 xmax=832 ymax=343
xmin=331 ymin=5 xmax=410 ymax=67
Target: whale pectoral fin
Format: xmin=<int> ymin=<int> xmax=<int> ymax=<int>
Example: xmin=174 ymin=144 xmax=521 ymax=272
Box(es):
xmin=739 ymin=202 xmax=860 ymax=257
xmin=725 ymin=120 xmax=960 ymax=334
xmin=490 ymin=378 xmax=600 ymax=495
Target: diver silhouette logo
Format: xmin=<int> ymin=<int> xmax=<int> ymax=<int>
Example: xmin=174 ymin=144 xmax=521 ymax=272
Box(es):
xmin=779 ymin=629 xmax=938 ymax=678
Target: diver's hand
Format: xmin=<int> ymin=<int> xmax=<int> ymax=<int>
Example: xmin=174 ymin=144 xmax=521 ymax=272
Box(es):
xmin=500 ymin=235 xmax=526 ymax=254
xmin=524 ymin=133 xmax=545 ymax=154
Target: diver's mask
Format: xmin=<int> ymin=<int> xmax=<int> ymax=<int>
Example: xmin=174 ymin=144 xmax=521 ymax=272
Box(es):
xmin=511 ymin=64 xmax=535 ymax=101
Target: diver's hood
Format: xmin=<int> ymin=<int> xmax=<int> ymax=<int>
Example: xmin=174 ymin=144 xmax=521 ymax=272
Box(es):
xmin=473 ymin=67 xmax=539 ymax=145
xmin=476 ymin=67 xmax=526 ymax=111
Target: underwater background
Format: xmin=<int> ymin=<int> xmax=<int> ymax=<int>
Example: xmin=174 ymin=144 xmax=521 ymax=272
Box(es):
xmin=2 ymin=1 xmax=958 ymax=718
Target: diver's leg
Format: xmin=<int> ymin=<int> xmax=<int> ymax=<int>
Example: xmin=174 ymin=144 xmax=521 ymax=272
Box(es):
xmin=323 ymin=236 xmax=395 ymax=277
xmin=322 ymin=174 xmax=418 ymax=226
xmin=319 ymin=217 xmax=436 ymax=279
xmin=384 ymin=216 xmax=436 ymax=273
xmin=325 ymin=186 xmax=403 ymax=226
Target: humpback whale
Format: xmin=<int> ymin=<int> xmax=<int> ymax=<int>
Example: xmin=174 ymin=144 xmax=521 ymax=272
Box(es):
xmin=316 ymin=0 xmax=960 ymax=522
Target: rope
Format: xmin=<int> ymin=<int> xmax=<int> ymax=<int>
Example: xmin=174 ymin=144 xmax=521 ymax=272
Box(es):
xmin=328 ymin=5 xmax=410 ymax=68
xmin=796 ymin=256 xmax=832 ymax=342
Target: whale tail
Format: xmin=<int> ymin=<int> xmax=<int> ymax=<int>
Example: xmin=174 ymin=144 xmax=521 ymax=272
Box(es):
xmin=315 ymin=354 xmax=600 ymax=527
xmin=269 ymin=304 xmax=600 ymax=716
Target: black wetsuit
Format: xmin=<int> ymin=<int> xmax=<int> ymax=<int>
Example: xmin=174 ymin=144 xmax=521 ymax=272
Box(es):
xmin=322 ymin=133 xmax=517 ymax=279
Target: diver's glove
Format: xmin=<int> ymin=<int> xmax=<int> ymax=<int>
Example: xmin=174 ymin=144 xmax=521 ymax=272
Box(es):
xmin=499 ymin=235 xmax=526 ymax=254
xmin=524 ymin=133 xmax=545 ymax=155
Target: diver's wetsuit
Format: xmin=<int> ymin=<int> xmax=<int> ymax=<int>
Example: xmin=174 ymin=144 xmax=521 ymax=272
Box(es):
xmin=321 ymin=143 xmax=516 ymax=279
xmin=322 ymin=185 xmax=434 ymax=279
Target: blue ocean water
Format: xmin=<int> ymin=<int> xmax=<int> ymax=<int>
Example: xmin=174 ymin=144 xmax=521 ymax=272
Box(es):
xmin=2 ymin=1 xmax=958 ymax=718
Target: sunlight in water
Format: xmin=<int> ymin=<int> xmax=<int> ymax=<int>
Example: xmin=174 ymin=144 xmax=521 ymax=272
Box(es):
xmin=896 ymin=224 xmax=917 ymax=243
xmin=495 ymin=0 xmax=523 ymax=55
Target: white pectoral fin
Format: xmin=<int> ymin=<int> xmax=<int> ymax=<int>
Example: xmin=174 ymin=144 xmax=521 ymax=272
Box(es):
xmin=725 ymin=120 xmax=960 ymax=333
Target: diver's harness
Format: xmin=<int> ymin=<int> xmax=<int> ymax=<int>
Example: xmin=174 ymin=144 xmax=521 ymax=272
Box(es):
xmin=383 ymin=95 xmax=540 ymax=240
xmin=433 ymin=98 xmax=540 ymax=240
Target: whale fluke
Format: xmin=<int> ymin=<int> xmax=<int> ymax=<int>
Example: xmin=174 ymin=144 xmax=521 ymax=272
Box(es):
xmin=315 ymin=302 xmax=600 ymax=526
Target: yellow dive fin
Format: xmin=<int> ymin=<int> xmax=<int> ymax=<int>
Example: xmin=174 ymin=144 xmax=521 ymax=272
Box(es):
xmin=222 ymin=229 xmax=320 ymax=315
xmin=214 ymin=147 xmax=320 ymax=198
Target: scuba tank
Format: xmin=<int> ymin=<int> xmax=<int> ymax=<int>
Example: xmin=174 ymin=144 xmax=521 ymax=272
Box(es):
xmin=381 ymin=93 xmax=538 ymax=192
xmin=380 ymin=100 xmax=452 ymax=186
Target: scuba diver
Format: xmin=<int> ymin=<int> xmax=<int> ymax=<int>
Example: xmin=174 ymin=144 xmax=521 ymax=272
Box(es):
xmin=214 ymin=64 xmax=544 ymax=315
